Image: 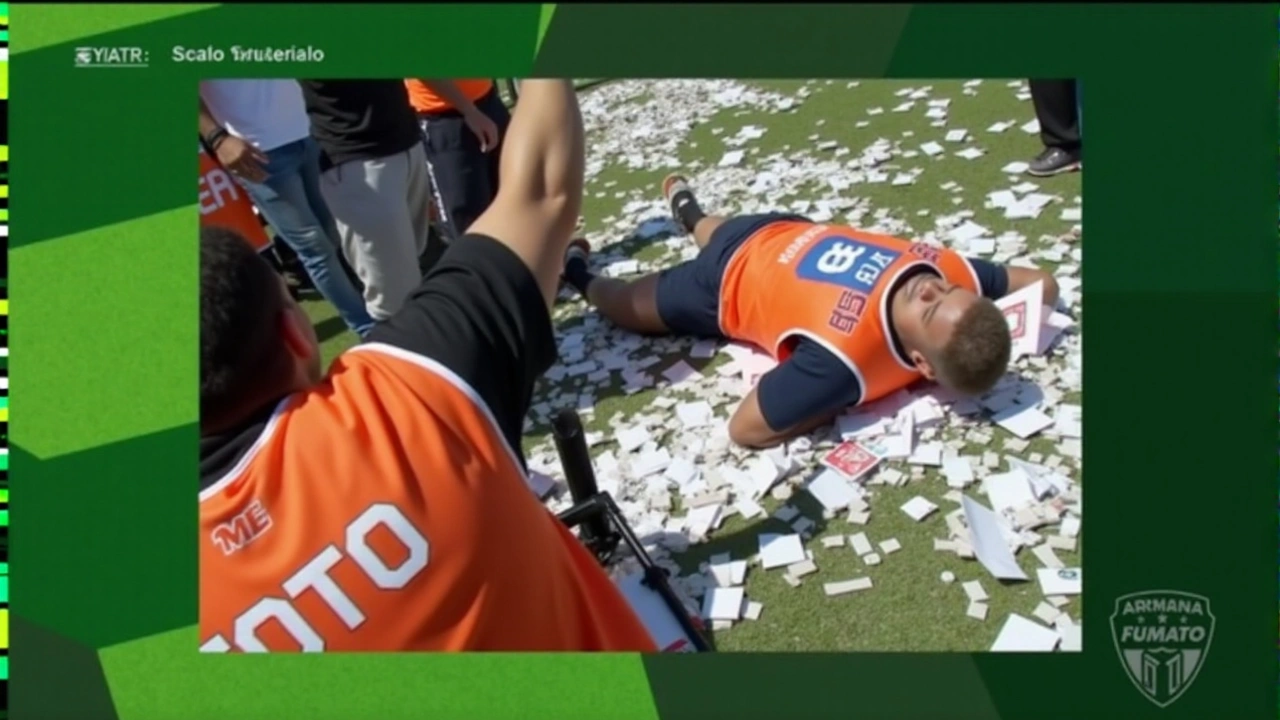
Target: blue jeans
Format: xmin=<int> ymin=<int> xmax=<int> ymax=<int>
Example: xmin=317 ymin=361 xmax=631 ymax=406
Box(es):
xmin=239 ymin=137 xmax=376 ymax=337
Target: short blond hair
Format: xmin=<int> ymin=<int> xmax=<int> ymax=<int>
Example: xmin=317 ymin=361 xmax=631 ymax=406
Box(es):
xmin=935 ymin=299 xmax=1012 ymax=395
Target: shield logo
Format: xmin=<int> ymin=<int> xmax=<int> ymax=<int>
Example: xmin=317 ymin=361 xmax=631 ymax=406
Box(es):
xmin=1110 ymin=590 xmax=1215 ymax=708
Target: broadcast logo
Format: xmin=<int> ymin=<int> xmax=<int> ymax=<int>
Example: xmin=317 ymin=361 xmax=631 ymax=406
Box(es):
xmin=75 ymin=47 xmax=149 ymax=68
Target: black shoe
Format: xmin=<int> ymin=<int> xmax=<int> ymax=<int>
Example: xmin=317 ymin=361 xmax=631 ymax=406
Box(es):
xmin=1026 ymin=147 xmax=1081 ymax=177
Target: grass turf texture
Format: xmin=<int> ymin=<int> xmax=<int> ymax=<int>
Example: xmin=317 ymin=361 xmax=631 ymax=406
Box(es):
xmin=298 ymin=79 xmax=1082 ymax=652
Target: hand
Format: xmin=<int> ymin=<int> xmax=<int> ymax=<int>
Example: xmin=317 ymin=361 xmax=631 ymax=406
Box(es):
xmin=214 ymin=134 xmax=269 ymax=183
xmin=463 ymin=110 xmax=500 ymax=153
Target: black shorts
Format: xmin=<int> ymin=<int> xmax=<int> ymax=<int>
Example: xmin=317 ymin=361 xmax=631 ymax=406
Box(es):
xmin=654 ymin=213 xmax=811 ymax=338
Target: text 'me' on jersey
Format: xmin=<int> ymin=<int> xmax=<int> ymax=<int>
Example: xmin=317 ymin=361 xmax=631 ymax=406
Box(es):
xmin=719 ymin=222 xmax=981 ymax=404
xmin=199 ymin=344 xmax=657 ymax=652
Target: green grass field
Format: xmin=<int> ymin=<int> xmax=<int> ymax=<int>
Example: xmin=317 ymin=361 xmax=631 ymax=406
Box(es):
xmin=298 ymin=79 xmax=1083 ymax=652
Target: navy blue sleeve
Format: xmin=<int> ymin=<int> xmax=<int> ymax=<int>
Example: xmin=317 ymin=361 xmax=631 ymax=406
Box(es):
xmin=965 ymin=257 xmax=1010 ymax=299
xmin=756 ymin=339 xmax=862 ymax=432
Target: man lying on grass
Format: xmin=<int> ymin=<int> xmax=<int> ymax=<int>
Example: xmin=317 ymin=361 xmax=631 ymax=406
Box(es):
xmin=562 ymin=175 xmax=1058 ymax=449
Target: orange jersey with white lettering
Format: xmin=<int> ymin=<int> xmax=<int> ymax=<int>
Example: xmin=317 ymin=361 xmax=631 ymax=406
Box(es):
xmin=199 ymin=146 xmax=271 ymax=252
xmin=719 ymin=221 xmax=981 ymax=404
xmin=198 ymin=344 xmax=657 ymax=652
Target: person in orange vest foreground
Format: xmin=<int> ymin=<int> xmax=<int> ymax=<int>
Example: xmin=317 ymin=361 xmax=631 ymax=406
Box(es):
xmin=199 ymin=79 xmax=658 ymax=653
xmin=404 ymin=79 xmax=510 ymax=243
xmin=199 ymin=144 xmax=273 ymax=254
xmin=562 ymin=176 xmax=1059 ymax=450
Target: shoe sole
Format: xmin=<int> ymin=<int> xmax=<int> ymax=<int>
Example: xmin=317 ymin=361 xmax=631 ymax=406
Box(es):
xmin=1026 ymin=161 xmax=1081 ymax=178
xmin=662 ymin=174 xmax=688 ymax=204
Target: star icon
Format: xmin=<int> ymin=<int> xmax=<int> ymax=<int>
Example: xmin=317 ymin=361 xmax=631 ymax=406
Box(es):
xmin=1137 ymin=615 xmax=1145 ymax=624
xmin=1181 ymin=615 xmax=1189 ymax=624
xmin=1158 ymin=614 xmax=1168 ymax=624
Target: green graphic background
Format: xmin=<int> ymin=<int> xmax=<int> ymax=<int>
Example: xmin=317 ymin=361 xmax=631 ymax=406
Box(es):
xmin=9 ymin=4 xmax=1277 ymax=719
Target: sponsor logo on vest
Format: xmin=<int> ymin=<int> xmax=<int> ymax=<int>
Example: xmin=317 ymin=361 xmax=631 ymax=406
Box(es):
xmin=796 ymin=236 xmax=901 ymax=294
xmin=1110 ymin=590 xmax=1214 ymax=707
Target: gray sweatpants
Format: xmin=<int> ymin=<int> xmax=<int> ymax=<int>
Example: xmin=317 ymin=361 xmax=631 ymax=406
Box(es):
xmin=319 ymin=143 xmax=432 ymax=321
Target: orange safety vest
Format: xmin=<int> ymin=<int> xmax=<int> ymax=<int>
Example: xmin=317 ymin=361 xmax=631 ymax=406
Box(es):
xmin=719 ymin=221 xmax=981 ymax=405
xmin=198 ymin=343 xmax=658 ymax=653
xmin=404 ymin=79 xmax=494 ymax=114
xmin=199 ymin=145 xmax=272 ymax=253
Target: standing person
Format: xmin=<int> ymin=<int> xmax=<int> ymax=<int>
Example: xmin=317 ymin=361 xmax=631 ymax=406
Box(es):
xmin=1025 ymin=79 xmax=1082 ymax=177
xmin=298 ymin=80 xmax=434 ymax=321
xmin=563 ymin=175 xmax=1059 ymax=450
xmin=200 ymin=80 xmax=376 ymax=337
xmin=405 ymin=79 xmax=511 ymax=242
xmin=199 ymin=80 xmax=657 ymax=653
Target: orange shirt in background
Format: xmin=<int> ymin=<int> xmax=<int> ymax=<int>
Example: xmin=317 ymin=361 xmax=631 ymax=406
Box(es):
xmin=199 ymin=145 xmax=271 ymax=252
xmin=404 ymin=79 xmax=494 ymax=114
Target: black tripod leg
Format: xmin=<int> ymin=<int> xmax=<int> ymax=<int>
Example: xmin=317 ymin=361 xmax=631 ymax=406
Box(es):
xmin=552 ymin=410 xmax=613 ymax=552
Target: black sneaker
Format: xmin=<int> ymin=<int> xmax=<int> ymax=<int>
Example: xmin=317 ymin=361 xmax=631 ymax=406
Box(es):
xmin=559 ymin=238 xmax=591 ymax=290
xmin=662 ymin=174 xmax=694 ymax=223
xmin=1026 ymin=147 xmax=1081 ymax=177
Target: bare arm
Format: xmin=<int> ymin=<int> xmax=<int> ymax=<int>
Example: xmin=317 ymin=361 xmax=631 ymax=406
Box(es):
xmin=728 ymin=387 xmax=837 ymax=450
xmin=198 ymin=95 xmax=221 ymax=139
xmin=1007 ymin=266 xmax=1060 ymax=307
xmin=466 ymin=79 xmax=584 ymax=310
xmin=198 ymin=86 xmax=268 ymax=181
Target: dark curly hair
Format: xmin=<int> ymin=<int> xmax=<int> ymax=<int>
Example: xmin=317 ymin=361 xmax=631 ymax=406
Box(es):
xmin=200 ymin=225 xmax=292 ymax=431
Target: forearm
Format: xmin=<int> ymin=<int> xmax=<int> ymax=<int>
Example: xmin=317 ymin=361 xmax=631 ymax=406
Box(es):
xmin=729 ymin=385 xmax=839 ymax=450
xmin=419 ymin=79 xmax=483 ymax=118
xmin=198 ymin=97 xmax=222 ymax=139
xmin=744 ymin=412 xmax=836 ymax=450
xmin=497 ymin=79 xmax=584 ymax=233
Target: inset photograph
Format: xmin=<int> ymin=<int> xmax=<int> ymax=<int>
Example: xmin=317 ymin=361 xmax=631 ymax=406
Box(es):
xmin=198 ymin=77 xmax=1081 ymax=653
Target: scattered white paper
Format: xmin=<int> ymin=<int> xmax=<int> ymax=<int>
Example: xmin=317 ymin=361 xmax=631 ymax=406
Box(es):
xmin=759 ymin=533 xmax=807 ymax=570
xmin=719 ymin=150 xmax=745 ymax=167
xmin=993 ymin=404 xmax=1055 ymax=440
xmin=990 ymin=613 xmax=1061 ymax=652
xmin=703 ymin=586 xmax=746 ymax=621
xmin=806 ymin=469 xmax=862 ymax=511
xmin=983 ymin=469 xmax=1036 ymax=514
xmin=994 ymin=281 xmax=1045 ymax=360
xmin=961 ymin=494 xmax=1029 ymax=580
xmin=901 ymin=496 xmax=939 ymax=521
xmin=1037 ymin=567 xmax=1082 ymax=596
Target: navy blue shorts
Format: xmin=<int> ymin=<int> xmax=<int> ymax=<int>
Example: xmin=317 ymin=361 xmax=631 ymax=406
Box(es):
xmin=654 ymin=213 xmax=810 ymax=338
